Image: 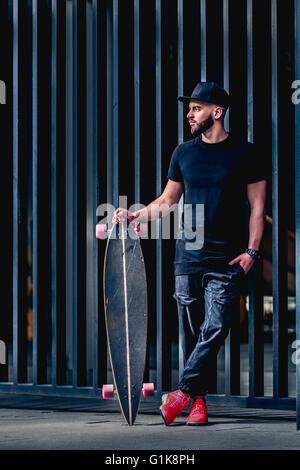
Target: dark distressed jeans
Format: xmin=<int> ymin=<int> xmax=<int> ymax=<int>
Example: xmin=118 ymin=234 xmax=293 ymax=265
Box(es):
xmin=173 ymin=262 xmax=245 ymax=397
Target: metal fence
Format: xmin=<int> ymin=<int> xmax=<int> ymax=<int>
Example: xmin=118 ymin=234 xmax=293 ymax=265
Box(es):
xmin=0 ymin=0 xmax=299 ymax=429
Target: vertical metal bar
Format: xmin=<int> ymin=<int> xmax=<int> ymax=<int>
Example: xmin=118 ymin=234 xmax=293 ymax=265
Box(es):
xmin=134 ymin=0 xmax=140 ymax=204
xmin=223 ymin=0 xmax=229 ymax=130
xmin=86 ymin=0 xmax=95 ymax=387
xmin=32 ymin=0 xmax=38 ymax=386
xmin=271 ymin=0 xmax=288 ymax=398
xmin=225 ymin=306 xmax=240 ymax=396
xmin=248 ymin=260 xmax=264 ymax=396
xmin=223 ymin=343 xmax=230 ymax=396
xmin=92 ymin=0 xmax=98 ymax=391
xmin=200 ymin=0 xmax=206 ymax=81
xmin=86 ymin=0 xmax=93 ymax=387
xmin=106 ymin=0 xmax=113 ymax=206
xmin=247 ymin=0 xmax=253 ymax=144
xmin=271 ymin=0 xmax=278 ymax=399
xmin=86 ymin=0 xmax=92 ymax=386
xmin=0 ymin=0 xmax=12 ymax=384
xmin=201 ymin=0 xmax=218 ymax=394
xmin=223 ymin=0 xmax=240 ymax=397
xmin=65 ymin=0 xmax=73 ymax=385
xmin=247 ymin=0 xmax=264 ymax=398
xmin=57 ymin=0 xmax=67 ymax=386
xmin=13 ymin=0 xmax=28 ymax=385
xmin=12 ymin=0 xmax=19 ymax=385
xmin=72 ymin=0 xmax=78 ymax=388
xmin=155 ymin=0 xmax=162 ymax=394
xmin=223 ymin=0 xmax=232 ymax=396
xmin=295 ymin=0 xmax=300 ymax=430
xmin=177 ymin=0 xmax=184 ymax=378
xmin=76 ymin=0 xmax=87 ymax=387
xmin=177 ymin=0 xmax=183 ymax=144
xmin=51 ymin=0 xmax=57 ymax=387
xmin=104 ymin=1 xmax=112 ymax=386
xmin=113 ymin=0 xmax=118 ymax=209
xmin=247 ymin=0 xmax=254 ymax=397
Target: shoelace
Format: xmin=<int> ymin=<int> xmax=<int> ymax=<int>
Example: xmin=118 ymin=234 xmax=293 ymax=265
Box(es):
xmin=191 ymin=402 xmax=206 ymax=414
xmin=168 ymin=393 xmax=189 ymax=409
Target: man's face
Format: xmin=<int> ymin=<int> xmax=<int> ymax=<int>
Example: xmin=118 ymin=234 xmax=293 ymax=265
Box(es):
xmin=186 ymin=101 xmax=214 ymax=136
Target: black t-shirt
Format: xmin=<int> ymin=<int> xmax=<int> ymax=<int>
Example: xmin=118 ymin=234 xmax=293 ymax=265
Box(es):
xmin=167 ymin=133 xmax=267 ymax=275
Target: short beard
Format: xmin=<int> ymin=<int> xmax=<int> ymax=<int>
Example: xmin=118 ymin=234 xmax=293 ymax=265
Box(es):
xmin=191 ymin=114 xmax=214 ymax=137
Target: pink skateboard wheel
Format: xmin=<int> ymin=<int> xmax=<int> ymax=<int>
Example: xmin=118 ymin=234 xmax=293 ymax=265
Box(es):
xmin=102 ymin=384 xmax=114 ymax=399
xmin=142 ymin=383 xmax=154 ymax=397
xmin=96 ymin=224 xmax=108 ymax=239
xmin=135 ymin=223 xmax=148 ymax=238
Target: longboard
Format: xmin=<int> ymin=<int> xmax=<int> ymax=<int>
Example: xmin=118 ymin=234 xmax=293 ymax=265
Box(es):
xmin=96 ymin=222 xmax=154 ymax=425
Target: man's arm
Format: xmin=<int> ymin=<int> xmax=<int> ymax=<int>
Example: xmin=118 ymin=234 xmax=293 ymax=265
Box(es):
xmin=112 ymin=180 xmax=184 ymax=224
xmin=247 ymin=180 xmax=267 ymax=250
xmin=229 ymin=179 xmax=267 ymax=274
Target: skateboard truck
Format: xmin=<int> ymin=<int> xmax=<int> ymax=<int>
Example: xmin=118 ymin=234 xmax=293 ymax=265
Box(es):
xmin=102 ymin=382 xmax=154 ymax=399
xmin=142 ymin=383 xmax=155 ymax=397
xmin=102 ymin=384 xmax=114 ymax=399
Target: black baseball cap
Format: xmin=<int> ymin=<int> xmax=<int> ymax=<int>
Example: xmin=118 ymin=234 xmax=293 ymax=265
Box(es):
xmin=178 ymin=81 xmax=230 ymax=109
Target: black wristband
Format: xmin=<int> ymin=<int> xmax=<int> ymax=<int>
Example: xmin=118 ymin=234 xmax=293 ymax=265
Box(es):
xmin=245 ymin=248 xmax=261 ymax=260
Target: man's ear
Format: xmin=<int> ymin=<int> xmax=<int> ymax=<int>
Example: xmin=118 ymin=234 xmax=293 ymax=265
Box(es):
xmin=213 ymin=106 xmax=223 ymax=120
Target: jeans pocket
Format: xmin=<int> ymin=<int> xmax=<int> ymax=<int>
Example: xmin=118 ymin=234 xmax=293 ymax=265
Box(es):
xmin=173 ymin=275 xmax=201 ymax=305
xmin=202 ymin=289 xmax=239 ymax=341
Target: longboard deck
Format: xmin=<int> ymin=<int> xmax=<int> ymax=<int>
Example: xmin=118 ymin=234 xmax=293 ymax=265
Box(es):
xmin=103 ymin=224 xmax=148 ymax=425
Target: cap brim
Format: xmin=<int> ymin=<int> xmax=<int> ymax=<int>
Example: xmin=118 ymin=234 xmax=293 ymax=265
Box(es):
xmin=177 ymin=96 xmax=193 ymax=102
xmin=178 ymin=95 xmax=230 ymax=108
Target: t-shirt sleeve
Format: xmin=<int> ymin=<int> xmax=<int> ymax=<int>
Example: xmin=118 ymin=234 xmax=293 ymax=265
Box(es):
xmin=167 ymin=146 xmax=183 ymax=182
xmin=245 ymin=143 xmax=268 ymax=184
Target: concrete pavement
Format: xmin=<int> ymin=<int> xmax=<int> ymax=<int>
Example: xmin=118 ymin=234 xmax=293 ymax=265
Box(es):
xmin=0 ymin=407 xmax=300 ymax=451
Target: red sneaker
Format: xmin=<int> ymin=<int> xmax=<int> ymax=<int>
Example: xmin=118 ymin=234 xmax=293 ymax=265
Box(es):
xmin=186 ymin=397 xmax=208 ymax=426
xmin=160 ymin=390 xmax=191 ymax=426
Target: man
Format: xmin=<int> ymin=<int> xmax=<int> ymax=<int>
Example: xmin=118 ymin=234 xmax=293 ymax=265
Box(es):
xmin=113 ymin=82 xmax=267 ymax=426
